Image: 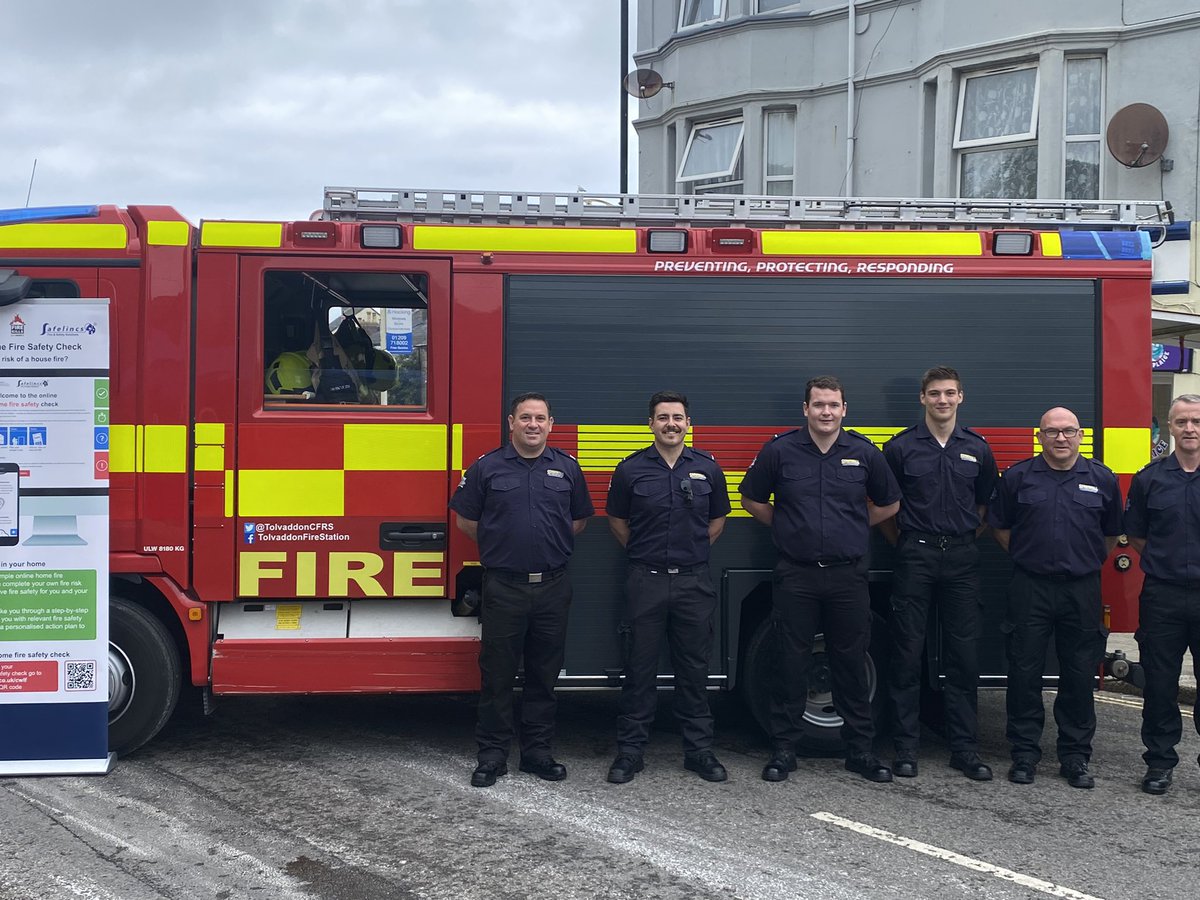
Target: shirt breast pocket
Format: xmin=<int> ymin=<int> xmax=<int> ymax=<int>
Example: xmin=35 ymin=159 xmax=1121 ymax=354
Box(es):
xmin=1072 ymin=489 xmax=1104 ymax=509
xmin=490 ymin=475 xmax=521 ymax=493
xmin=686 ymin=477 xmax=713 ymax=515
xmin=1016 ymin=485 xmax=1047 ymax=506
xmin=544 ymin=475 xmax=572 ymax=493
xmin=633 ymin=479 xmax=669 ymax=504
xmin=953 ymin=457 xmax=980 ymax=480
xmin=837 ymin=464 xmax=867 ymax=484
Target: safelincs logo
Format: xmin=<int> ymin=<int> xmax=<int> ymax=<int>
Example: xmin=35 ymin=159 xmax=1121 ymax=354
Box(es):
xmin=40 ymin=322 xmax=97 ymax=336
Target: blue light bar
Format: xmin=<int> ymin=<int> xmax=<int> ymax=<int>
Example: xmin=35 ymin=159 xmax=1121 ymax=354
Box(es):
xmin=0 ymin=205 xmax=100 ymax=225
xmin=1060 ymin=230 xmax=1151 ymax=261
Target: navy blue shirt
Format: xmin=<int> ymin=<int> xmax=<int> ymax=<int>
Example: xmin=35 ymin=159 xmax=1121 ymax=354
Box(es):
xmin=449 ymin=443 xmax=595 ymax=572
xmin=987 ymin=454 xmax=1123 ymax=577
xmin=884 ymin=421 xmax=998 ymax=535
xmin=739 ymin=428 xmax=901 ymax=563
xmin=606 ymin=445 xmax=732 ymax=567
xmin=1124 ymin=454 xmax=1200 ymax=583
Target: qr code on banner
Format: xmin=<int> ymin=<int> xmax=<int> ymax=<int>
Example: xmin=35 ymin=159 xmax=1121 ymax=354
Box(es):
xmin=65 ymin=660 xmax=97 ymax=692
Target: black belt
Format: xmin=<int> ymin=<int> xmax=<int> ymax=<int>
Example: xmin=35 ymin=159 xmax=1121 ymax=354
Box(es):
xmin=783 ymin=556 xmax=860 ymax=568
xmin=1145 ymin=574 xmax=1200 ymax=591
xmin=903 ymin=530 xmax=976 ymax=550
xmin=632 ymin=562 xmax=707 ymax=576
xmin=487 ymin=566 xmax=566 ymax=584
xmin=1019 ymin=568 xmax=1095 ymax=583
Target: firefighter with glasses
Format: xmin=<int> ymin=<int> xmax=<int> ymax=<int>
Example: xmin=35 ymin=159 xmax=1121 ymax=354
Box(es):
xmin=988 ymin=407 xmax=1122 ymax=789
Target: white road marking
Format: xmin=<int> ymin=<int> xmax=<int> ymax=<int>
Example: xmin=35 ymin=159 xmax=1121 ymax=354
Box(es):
xmin=1094 ymin=691 xmax=1193 ymax=718
xmin=811 ymin=811 xmax=1105 ymax=900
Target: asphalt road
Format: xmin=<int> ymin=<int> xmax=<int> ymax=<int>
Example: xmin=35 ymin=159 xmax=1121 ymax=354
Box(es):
xmin=1 ymin=687 xmax=1198 ymax=900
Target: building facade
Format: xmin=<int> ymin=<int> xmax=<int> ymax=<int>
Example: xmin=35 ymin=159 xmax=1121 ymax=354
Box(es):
xmin=634 ymin=0 xmax=1200 ymax=220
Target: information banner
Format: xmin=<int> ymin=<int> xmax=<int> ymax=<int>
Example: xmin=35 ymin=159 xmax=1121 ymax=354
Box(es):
xmin=0 ymin=298 xmax=113 ymax=775
xmin=385 ymin=307 xmax=414 ymax=355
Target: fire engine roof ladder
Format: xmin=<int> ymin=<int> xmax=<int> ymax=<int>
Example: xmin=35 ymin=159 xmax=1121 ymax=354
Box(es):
xmin=322 ymin=187 xmax=1172 ymax=237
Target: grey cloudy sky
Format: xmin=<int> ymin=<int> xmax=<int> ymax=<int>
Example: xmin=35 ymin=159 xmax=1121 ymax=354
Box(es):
xmin=2 ymin=0 xmax=631 ymax=223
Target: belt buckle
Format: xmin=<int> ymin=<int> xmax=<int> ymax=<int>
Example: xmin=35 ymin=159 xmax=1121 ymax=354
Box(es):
xmin=528 ymin=572 xmax=543 ymax=584
xmin=937 ymin=535 xmax=950 ymax=550
xmin=817 ymin=560 xmax=830 ymax=568
xmin=667 ymin=567 xmax=680 ymax=575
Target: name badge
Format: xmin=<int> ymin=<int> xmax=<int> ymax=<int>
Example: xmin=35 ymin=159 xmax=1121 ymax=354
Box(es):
xmin=547 ymin=469 xmax=564 ymax=478
xmin=841 ymin=458 xmax=861 ymax=467
xmin=1078 ymin=483 xmax=1098 ymax=493
xmin=959 ymin=453 xmax=978 ymax=463
xmin=688 ymin=472 xmax=707 ymax=480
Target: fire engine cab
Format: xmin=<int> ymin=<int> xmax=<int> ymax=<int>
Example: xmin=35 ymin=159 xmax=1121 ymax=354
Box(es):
xmin=0 ymin=188 xmax=1168 ymax=754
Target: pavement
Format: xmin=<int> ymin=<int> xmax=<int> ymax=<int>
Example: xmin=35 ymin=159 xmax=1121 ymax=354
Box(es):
xmin=1104 ymin=632 xmax=1197 ymax=705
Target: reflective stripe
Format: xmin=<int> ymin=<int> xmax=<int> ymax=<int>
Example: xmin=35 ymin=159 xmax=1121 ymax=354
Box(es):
xmin=0 ymin=223 xmax=127 ymax=249
xmin=146 ymin=221 xmax=190 ymax=247
xmin=576 ymin=424 xmax=691 ymax=472
xmin=200 ymin=221 xmax=283 ymax=248
xmin=195 ymin=422 xmax=225 ymax=444
xmin=144 ymin=425 xmax=187 ymax=473
xmin=762 ymin=231 xmax=982 ymax=256
xmin=343 ymin=423 xmax=446 ymax=471
xmin=239 ymin=470 xmax=344 ymax=516
xmin=849 ymin=426 xmax=904 ymax=450
xmin=109 ymin=424 xmax=137 ymax=473
xmin=1040 ymin=232 xmax=1062 ymax=257
xmin=1030 ymin=427 xmax=1094 ymax=458
xmin=195 ymin=445 xmax=224 ymax=472
xmin=452 ymin=423 xmax=464 ymax=473
xmin=1103 ymin=427 xmax=1149 ymax=474
xmin=412 ymin=225 xmax=636 ymax=254
xmin=224 ymin=469 xmax=234 ymax=518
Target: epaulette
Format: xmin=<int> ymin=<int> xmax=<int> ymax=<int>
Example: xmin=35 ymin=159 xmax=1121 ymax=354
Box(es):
xmin=885 ymin=424 xmax=917 ymax=444
xmin=619 ymin=445 xmax=653 ymax=463
xmin=690 ymin=447 xmax=716 ymax=460
xmin=768 ymin=428 xmax=802 ymax=443
xmin=1135 ymin=455 xmax=1169 ymax=475
xmin=844 ymin=428 xmax=877 ymax=445
xmin=961 ymin=425 xmax=988 ymax=441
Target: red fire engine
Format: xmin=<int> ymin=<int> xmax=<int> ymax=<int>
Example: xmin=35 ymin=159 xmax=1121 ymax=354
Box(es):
xmin=0 ymin=189 xmax=1167 ymax=754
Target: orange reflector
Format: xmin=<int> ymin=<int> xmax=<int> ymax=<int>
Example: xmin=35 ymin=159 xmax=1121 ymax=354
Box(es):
xmin=188 ymin=608 xmax=204 ymax=621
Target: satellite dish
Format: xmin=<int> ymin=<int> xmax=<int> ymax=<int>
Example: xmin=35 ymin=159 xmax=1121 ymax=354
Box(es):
xmin=623 ymin=68 xmax=674 ymax=99
xmin=1106 ymin=103 xmax=1169 ymax=168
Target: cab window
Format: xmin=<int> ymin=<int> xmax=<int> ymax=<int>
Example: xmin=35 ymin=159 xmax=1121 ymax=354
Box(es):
xmin=262 ymin=270 xmax=428 ymax=410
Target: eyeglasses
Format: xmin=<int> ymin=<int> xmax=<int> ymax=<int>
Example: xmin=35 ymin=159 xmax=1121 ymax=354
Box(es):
xmin=1039 ymin=428 xmax=1080 ymax=439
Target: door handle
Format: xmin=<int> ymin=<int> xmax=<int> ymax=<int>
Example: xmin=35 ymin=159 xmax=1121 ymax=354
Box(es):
xmin=384 ymin=531 xmax=445 ymax=543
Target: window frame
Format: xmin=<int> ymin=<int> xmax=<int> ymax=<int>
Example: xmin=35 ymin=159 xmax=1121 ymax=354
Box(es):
xmin=677 ymin=0 xmax=726 ymax=32
xmin=953 ymin=63 xmax=1040 ymax=150
xmin=763 ymin=108 xmax=796 ymax=196
xmin=1063 ymin=55 xmax=1105 ymax=201
xmin=676 ymin=116 xmax=746 ymax=184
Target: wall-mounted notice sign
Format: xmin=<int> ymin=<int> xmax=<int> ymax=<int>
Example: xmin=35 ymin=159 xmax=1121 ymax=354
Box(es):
xmin=0 ymin=297 xmax=113 ymax=775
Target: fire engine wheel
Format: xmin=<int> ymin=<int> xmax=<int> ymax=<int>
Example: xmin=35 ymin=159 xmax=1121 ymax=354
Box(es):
xmin=740 ymin=612 xmax=889 ymax=753
xmin=108 ymin=597 xmax=181 ymax=756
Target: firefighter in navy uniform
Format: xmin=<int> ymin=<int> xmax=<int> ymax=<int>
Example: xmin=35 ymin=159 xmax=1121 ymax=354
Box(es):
xmin=605 ymin=391 xmax=732 ymax=784
xmin=450 ymin=393 xmax=594 ymax=788
xmin=988 ymin=407 xmax=1122 ymax=789
xmin=740 ymin=376 xmax=901 ymax=784
xmin=1123 ymin=393 xmax=1200 ymax=796
xmin=881 ymin=366 xmax=998 ymax=781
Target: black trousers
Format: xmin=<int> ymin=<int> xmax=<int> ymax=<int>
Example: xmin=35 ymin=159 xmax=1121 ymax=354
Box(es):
xmin=889 ymin=537 xmax=982 ymax=755
xmin=616 ymin=564 xmax=717 ymax=757
xmin=1004 ymin=567 xmax=1106 ymax=765
xmin=770 ymin=557 xmax=874 ymax=755
xmin=475 ymin=570 xmax=571 ymax=763
xmin=1137 ymin=577 xmax=1200 ymax=769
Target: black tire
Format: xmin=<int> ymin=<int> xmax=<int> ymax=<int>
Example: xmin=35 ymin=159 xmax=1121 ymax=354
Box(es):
xmin=740 ymin=612 xmax=889 ymax=753
xmin=108 ymin=596 xmax=182 ymax=756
